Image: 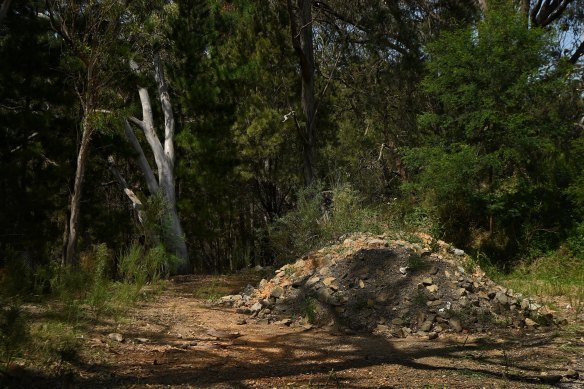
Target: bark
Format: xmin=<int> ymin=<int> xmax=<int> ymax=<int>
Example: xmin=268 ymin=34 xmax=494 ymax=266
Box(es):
xmin=65 ymin=116 xmax=92 ymax=266
xmin=519 ymin=0 xmax=530 ymax=16
xmin=530 ymin=0 xmax=574 ymax=27
xmin=0 ymin=0 xmax=13 ymax=26
xmin=569 ymin=39 xmax=584 ymax=64
xmin=476 ymin=0 xmax=488 ymax=13
xmin=287 ymin=0 xmax=317 ymax=185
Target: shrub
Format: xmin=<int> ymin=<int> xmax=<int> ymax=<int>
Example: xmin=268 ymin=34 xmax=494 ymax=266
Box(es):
xmin=118 ymin=243 xmax=178 ymax=285
xmin=268 ymin=182 xmax=385 ymax=263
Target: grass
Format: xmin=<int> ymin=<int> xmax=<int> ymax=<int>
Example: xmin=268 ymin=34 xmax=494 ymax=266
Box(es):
xmin=486 ymin=251 xmax=584 ymax=319
xmin=192 ymin=280 xmax=226 ymax=301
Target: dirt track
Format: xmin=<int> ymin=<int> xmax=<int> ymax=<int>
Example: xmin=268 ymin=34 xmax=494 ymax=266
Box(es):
xmin=8 ymin=275 xmax=584 ymax=388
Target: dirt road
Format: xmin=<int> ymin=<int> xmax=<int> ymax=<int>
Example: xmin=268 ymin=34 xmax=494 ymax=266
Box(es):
xmin=12 ymin=275 xmax=584 ymax=388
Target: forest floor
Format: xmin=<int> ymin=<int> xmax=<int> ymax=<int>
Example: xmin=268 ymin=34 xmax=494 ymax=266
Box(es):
xmin=7 ymin=274 xmax=584 ymax=389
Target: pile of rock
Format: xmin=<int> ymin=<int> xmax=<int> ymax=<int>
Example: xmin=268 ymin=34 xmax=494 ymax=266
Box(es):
xmin=218 ymin=233 xmax=564 ymax=338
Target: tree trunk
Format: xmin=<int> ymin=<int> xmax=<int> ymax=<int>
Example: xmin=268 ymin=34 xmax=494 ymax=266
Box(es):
xmin=64 ymin=116 xmax=92 ymax=266
xmin=126 ymin=56 xmax=189 ymax=274
xmin=288 ymin=0 xmax=317 ymax=185
xmin=0 ymin=0 xmax=13 ymax=26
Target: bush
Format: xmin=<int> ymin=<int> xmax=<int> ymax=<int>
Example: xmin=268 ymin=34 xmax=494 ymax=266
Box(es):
xmin=268 ymin=182 xmax=385 ymax=263
xmin=118 ymin=243 xmax=178 ymax=285
xmin=567 ymin=222 xmax=584 ymax=260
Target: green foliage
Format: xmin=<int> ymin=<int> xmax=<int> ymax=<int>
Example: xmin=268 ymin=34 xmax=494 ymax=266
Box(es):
xmin=0 ymin=300 xmax=28 ymax=366
xmin=302 ymin=297 xmax=318 ymax=324
xmin=269 ymin=182 xmax=385 ymax=262
xmin=406 ymin=1 xmax=581 ymax=260
xmin=118 ymin=243 xmax=178 ymax=285
xmin=567 ymin=222 xmax=584 ymax=260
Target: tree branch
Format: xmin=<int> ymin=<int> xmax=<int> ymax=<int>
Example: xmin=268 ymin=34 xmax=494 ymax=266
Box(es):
xmin=123 ymin=118 xmax=159 ymax=195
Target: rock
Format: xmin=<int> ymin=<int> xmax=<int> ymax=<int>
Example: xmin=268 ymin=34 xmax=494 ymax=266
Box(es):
xmin=236 ymin=319 xmax=247 ymax=325
xmin=135 ymin=337 xmax=149 ymax=343
xmin=422 ymin=277 xmax=433 ymax=286
xmin=565 ymin=369 xmax=579 ymax=379
xmin=375 ymin=293 xmax=389 ymax=303
xmin=399 ymin=266 xmax=408 ymax=275
xmin=275 ymin=318 xmax=293 ymax=326
xmin=306 ymin=276 xmax=320 ymax=287
xmin=323 ymin=276 xmax=336 ymax=287
xmin=107 ymin=333 xmax=124 ymax=342
xmin=524 ymin=318 xmax=539 ymax=327
xmin=426 ymin=284 xmax=439 ymax=293
xmin=495 ymin=292 xmax=509 ymax=305
xmin=449 ymin=319 xmax=463 ymax=332
xmin=420 ymin=320 xmax=433 ymax=332
xmin=206 ymin=328 xmax=242 ymax=339
xmin=453 ymin=248 xmax=465 ymax=256
xmin=391 ymin=318 xmax=404 ymax=326
xmin=259 ymin=279 xmax=267 ymax=288
xmin=359 ymin=279 xmax=365 ymax=288
xmin=271 ymin=286 xmax=284 ymax=299
xmin=428 ymin=332 xmax=439 ymax=340
xmin=538 ymin=374 xmax=562 ymax=384
xmin=250 ymin=302 xmax=262 ymax=312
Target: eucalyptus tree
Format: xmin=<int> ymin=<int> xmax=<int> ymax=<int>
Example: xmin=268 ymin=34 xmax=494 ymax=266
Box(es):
xmin=45 ymin=0 xmax=128 ymax=266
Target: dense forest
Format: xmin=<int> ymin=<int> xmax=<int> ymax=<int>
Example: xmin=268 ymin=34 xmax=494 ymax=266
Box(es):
xmin=1 ymin=0 xmax=583 ymax=278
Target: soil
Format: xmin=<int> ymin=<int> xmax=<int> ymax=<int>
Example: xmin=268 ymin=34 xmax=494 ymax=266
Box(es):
xmin=4 ymin=274 xmax=584 ymax=388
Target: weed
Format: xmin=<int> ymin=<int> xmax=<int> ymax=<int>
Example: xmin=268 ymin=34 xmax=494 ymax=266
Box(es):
xmin=193 ymin=281 xmax=225 ymax=301
xmin=412 ymin=290 xmax=429 ymax=308
xmin=303 ymin=297 xmax=318 ymax=324
xmin=28 ymin=321 xmax=81 ymax=364
xmin=407 ymin=254 xmax=429 ymax=272
xmin=0 ymin=300 xmax=27 ymax=366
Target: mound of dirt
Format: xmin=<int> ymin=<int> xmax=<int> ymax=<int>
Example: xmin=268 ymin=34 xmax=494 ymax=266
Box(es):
xmin=218 ymin=233 xmax=565 ymax=339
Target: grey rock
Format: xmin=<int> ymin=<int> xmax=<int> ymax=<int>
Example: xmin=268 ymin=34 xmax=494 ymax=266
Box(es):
xmin=250 ymin=302 xmax=263 ymax=312
xmin=449 ymin=318 xmax=463 ymax=332
xmin=107 ymin=333 xmax=124 ymax=342
xmin=271 ymin=286 xmax=284 ymax=299
xmin=422 ymin=277 xmax=433 ymax=286
xmin=391 ymin=318 xmax=404 ymax=326
xmin=495 ymin=292 xmax=509 ymax=305
xmin=420 ymin=320 xmax=433 ymax=332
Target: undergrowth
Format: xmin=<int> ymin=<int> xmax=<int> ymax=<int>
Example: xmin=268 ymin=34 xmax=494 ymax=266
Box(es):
xmin=0 ymin=241 xmax=175 ymax=370
xmin=476 ymin=247 xmax=584 ymax=319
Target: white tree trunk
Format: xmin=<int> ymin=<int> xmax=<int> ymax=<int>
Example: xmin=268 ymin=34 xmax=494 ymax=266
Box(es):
xmin=126 ymin=56 xmax=189 ymax=274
